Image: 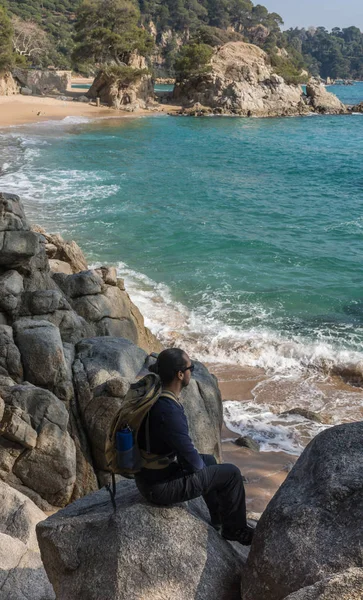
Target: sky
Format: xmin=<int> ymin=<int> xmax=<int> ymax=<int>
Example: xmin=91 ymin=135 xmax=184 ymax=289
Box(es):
xmin=260 ymin=0 xmax=363 ymax=31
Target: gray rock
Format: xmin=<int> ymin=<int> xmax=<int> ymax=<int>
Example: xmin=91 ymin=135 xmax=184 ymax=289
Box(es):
xmin=95 ymin=315 xmax=138 ymax=342
xmin=0 ymin=404 xmax=37 ymax=449
xmin=97 ymin=265 xmax=118 ymax=286
xmin=0 ymin=479 xmax=46 ymax=549
xmin=75 ymin=337 xmax=147 ymax=388
xmin=0 ymin=384 xmax=69 ymax=433
xmin=241 ymin=422 xmax=363 ymax=600
xmin=53 ymin=269 xmax=104 ymax=298
xmin=72 ymin=286 xmax=130 ymax=323
xmin=0 ymin=481 xmax=55 ymax=600
xmin=283 ymin=568 xmax=363 ymax=600
xmin=0 ymin=192 xmax=29 ymax=231
xmin=181 ymin=362 xmax=223 ymax=461
xmin=37 ymin=480 xmax=243 ymax=600
xmin=234 ymin=436 xmax=260 ymax=452
xmin=48 ymin=258 xmax=73 ymax=274
xmin=0 ymin=230 xmax=39 ymax=266
xmin=20 ymin=289 xmax=71 ymax=316
xmin=14 ymin=421 xmax=77 ymax=507
xmin=0 ymin=384 xmax=76 ymax=506
xmin=0 ymin=325 xmax=23 ymax=382
xmin=13 ymin=319 xmax=72 ymax=402
xmin=0 ymin=311 xmax=8 ymax=324
xmin=0 ymin=269 xmax=24 ymax=312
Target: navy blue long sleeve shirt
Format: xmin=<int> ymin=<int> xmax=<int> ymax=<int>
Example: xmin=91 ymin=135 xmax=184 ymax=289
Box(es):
xmin=138 ymin=395 xmax=204 ymax=481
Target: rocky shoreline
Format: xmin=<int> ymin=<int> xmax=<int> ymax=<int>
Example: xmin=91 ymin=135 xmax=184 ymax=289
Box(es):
xmin=0 ymin=192 xmax=362 ymax=599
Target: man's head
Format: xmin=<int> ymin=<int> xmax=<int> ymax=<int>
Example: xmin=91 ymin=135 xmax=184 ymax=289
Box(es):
xmin=149 ymin=348 xmax=194 ymax=389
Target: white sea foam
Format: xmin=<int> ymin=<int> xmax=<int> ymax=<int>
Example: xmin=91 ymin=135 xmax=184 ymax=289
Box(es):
xmin=223 ymin=401 xmax=329 ymax=454
xmin=113 ymin=261 xmax=363 ymax=379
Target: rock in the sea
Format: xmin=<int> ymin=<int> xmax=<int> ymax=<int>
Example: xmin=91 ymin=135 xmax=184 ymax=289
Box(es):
xmin=283 ymin=568 xmax=363 ymax=600
xmin=37 ymin=480 xmax=244 ymax=600
xmin=173 ymin=42 xmax=310 ymax=117
xmin=351 ymin=101 xmax=363 ymax=113
xmin=241 ymin=422 xmax=363 ymax=600
xmin=0 ymin=480 xmax=55 ymax=599
xmin=305 ymin=78 xmax=347 ymax=114
xmin=234 ymin=435 xmax=260 ymax=451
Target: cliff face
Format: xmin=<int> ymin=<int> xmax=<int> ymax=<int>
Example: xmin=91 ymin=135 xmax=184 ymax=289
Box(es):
xmin=173 ymin=42 xmax=347 ymax=117
xmin=0 ymin=72 xmax=20 ymax=96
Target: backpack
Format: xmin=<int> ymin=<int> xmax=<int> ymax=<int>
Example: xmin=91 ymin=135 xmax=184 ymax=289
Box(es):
xmin=104 ymin=372 xmax=177 ymax=506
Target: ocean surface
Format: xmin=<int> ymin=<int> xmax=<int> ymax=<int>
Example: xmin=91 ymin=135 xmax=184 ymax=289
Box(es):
xmin=1 ymin=83 xmax=363 ymax=455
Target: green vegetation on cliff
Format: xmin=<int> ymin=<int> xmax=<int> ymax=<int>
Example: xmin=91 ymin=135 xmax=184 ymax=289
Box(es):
xmin=1 ymin=0 xmax=363 ymax=80
xmin=0 ymin=5 xmax=13 ymax=70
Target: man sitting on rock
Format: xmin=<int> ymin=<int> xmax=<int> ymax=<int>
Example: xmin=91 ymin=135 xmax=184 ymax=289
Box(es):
xmin=135 ymin=348 xmax=254 ymax=546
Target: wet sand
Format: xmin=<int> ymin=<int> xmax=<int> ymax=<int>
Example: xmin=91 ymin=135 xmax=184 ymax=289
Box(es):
xmin=207 ymin=362 xmax=363 ymax=514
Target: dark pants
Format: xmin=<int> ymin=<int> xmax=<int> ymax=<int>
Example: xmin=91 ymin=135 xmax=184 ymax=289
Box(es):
xmin=135 ymin=454 xmax=247 ymax=532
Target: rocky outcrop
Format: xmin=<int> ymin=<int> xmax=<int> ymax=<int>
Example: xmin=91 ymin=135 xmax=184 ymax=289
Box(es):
xmin=0 ymin=71 xmax=20 ymax=95
xmin=88 ymin=55 xmax=154 ymax=111
xmin=0 ymin=480 xmax=55 ymax=599
xmin=283 ymin=569 xmax=363 ymax=600
xmin=173 ymin=42 xmax=347 ymax=117
xmin=173 ymin=42 xmax=310 ymax=117
xmin=305 ymin=79 xmax=347 ymax=114
xmin=37 ymin=480 xmax=245 ymax=600
xmin=0 ymin=191 xmax=223 ymax=515
xmin=32 ymin=225 xmax=88 ymax=274
xmin=241 ymin=422 xmax=363 ymax=600
xmin=350 ymin=101 xmax=363 ymax=113
xmin=12 ymin=68 xmax=71 ymax=95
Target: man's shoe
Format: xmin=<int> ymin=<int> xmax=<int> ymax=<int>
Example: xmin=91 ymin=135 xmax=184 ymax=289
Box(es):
xmin=222 ymin=525 xmax=255 ymax=546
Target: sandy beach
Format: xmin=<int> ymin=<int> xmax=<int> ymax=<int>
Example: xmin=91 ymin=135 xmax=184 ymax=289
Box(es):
xmin=0 ymin=94 xmax=123 ymax=127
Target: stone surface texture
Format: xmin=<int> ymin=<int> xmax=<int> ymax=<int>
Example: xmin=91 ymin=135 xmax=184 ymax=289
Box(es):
xmin=0 ymin=480 xmax=55 ymax=599
xmin=173 ymin=42 xmax=346 ymax=117
xmin=37 ymin=480 xmax=244 ymax=600
xmin=283 ymin=568 xmax=363 ymax=600
xmin=241 ymin=422 xmax=363 ymax=600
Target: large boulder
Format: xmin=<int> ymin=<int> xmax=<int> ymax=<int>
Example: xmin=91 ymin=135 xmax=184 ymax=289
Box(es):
xmin=283 ymin=569 xmax=363 ymax=600
xmin=305 ymin=79 xmax=347 ymax=114
xmin=173 ymin=42 xmax=309 ymax=117
xmin=0 ymin=384 xmax=76 ymax=507
xmin=37 ymin=480 xmax=245 ymax=600
xmin=72 ymin=338 xmax=223 ymax=476
xmin=241 ymin=422 xmax=363 ymax=600
xmin=13 ymin=319 xmax=73 ymax=402
xmin=0 ymin=480 xmax=55 ymax=600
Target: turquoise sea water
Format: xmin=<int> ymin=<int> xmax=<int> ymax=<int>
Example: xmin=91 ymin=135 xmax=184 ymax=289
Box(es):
xmin=1 ymin=83 xmax=363 ymax=452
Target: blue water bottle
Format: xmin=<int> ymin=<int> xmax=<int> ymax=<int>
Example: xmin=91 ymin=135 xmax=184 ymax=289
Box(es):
xmin=116 ymin=427 xmax=134 ymax=452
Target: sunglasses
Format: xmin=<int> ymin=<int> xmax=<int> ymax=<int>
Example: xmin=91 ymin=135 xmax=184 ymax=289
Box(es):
xmin=181 ymin=363 xmax=195 ymax=373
